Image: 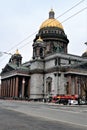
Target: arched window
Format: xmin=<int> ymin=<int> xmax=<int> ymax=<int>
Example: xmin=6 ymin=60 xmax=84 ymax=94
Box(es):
xmin=46 ymin=77 xmax=52 ymax=94
xmin=40 ymin=48 xmax=43 ymax=57
xmin=55 ymin=58 xmax=57 ymax=66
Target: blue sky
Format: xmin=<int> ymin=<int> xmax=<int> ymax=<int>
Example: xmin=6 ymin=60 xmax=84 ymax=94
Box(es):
xmin=0 ymin=0 xmax=87 ymax=74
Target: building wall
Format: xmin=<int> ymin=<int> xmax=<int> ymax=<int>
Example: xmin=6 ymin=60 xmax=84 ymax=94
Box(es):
xmin=30 ymin=73 xmax=44 ymax=99
xmin=1 ymin=49 xmax=87 ymax=100
xmin=45 ymin=53 xmax=87 ymax=66
xmin=29 ymin=52 xmax=87 ymax=99
xmin=30 ymin=60 xmax=44 ymax=70
xmin=44 ymin=73 xmax=55 ymax=96
xmin=0 ymin=84 xmax=1 ymax=97
xmin=45 ymin=59 xmax=55 ymax=69
xmin=44 ymin=72 xmax=66 ymax=97
xmin=59 ymin=72 xmax=66 ymax=95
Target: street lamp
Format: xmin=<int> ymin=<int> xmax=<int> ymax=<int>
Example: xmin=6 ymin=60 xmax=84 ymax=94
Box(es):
xmin=84 ymin=42 xmax=87 ymax=45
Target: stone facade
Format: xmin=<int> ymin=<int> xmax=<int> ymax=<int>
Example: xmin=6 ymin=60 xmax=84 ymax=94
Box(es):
xmin=0 ymin=9 xmax=87 ymax=100
xmin=28 ymin=51 xmax=87 ymax=99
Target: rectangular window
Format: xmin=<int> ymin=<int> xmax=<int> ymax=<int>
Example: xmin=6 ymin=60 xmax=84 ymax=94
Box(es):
xmin=58 ymin=58 xmax=60 ymax=65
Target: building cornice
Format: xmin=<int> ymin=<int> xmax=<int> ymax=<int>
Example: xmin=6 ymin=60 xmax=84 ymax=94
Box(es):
xmin=1 ymin=70 xmax=30 ymax=80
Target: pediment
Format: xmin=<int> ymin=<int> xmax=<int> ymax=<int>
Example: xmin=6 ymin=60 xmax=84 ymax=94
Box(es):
xmin=1 ymin=64 xmax=16 ymax=74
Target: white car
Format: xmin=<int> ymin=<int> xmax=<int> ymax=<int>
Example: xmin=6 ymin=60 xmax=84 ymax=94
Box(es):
xmin=70 ymin=100 xmax=78 ymax=105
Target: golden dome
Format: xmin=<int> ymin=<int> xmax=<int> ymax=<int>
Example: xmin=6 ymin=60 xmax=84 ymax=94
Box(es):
xmin=40 ymin=9 xmax=63 ymax=30
xmin=40 ymin=19 xmax=63 ymax=29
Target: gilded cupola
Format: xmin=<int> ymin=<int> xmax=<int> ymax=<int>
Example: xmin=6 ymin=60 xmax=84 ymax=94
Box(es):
xmin=9 ymin=49 xmax=22 ymax=66
xmin=33 ymin=9 xmax=69 ymax=55
xmin=40 ymin=9 xmax=63 ymax=30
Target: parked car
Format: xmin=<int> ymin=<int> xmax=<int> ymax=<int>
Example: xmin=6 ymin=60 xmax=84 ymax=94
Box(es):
xmin=79 ymin=100 xmax=87 ymax=105
xmin=56 ymin=98 xmax=68 ymax=105
xmin=70 ymin=100 xmax=78 ymax=105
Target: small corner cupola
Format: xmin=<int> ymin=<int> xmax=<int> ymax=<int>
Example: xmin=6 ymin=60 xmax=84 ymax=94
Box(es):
xmin=36 ymin=36 xmax=43 ymax=43
xmin=82 ymin=42 xmax=87 ymax=58
xmin=15 ymin=49 xmax=20 ymax=55
xmin=49 ymin=8 xmax=55 ymax=19
xmin=33 ymin=37 xmax=45 ymax=59
xmin=82 ymin=50 xmax=87 ymax=58
xmin=9 ymin=49 xmax=22 ymax=66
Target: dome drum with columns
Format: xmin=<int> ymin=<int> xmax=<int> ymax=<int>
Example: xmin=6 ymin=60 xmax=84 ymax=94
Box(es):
xmin=33 ymin=9 xmax=69 ymax=56
xmin=39 ymin=27 xmax=68 ymax=42
xmin=1 ymin=9 xmax=87 ymax=101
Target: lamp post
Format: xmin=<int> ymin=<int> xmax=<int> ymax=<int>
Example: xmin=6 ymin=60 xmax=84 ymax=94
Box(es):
xmin=84 ymin=42 xmax=87 ymax=45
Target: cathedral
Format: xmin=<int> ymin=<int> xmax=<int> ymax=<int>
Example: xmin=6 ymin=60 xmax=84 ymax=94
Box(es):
xmin=0 ymin=9 xmax=87 ymax=100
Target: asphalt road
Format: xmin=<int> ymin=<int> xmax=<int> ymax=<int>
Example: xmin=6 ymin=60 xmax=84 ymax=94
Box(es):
xmin=0 ymin=100 xmax=87 ymax=130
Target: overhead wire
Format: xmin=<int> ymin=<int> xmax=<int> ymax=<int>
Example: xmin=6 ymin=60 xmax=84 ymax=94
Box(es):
xmin=18 ymin=7 xmax=87 ymax=50
xmin=0 ymin=5 xmax=86 ymax=68
xmin=0 ymin=0 xmax=86 ymax=66
xmin=0 ymin=6 xmax=86 ymax=67
xmin=61 ymin=7 xmax=87 ymax=24
xmin=56 ymin=0 xmax=85 ymax=19
xmin=1 ymin=0 xmax=85 ymax=53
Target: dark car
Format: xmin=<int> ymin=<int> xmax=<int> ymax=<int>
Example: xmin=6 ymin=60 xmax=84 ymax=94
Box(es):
xmin=56 ymin=98 xmax=68 ymax=105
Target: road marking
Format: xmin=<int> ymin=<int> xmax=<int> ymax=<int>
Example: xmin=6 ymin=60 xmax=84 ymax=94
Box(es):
xmin=0 ymin=101 xmax=87 ymax=129
xmin=45 ymin=106 xmax=81 ymax=114
xmin=5 ymin=106 xmax=87 ymax=129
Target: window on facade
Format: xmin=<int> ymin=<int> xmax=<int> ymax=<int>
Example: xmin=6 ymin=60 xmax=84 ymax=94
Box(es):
xmin=48 ymin=82 xmax=51 ymax=93
xmin=55 ymin=58 xmax=57 ymax=66
xmin=46 ymin=77 xmax=52 ymax=94
xmin=58 ymin=58 xmax=60 ymax=65
xmin=66 ymin=82 xmax=69 ymax=94
xmin=40 ymin=48 xmax=43 ymax=57
xmin=59 ymin=46 xmax=65 ymax=53
xmin=45 ymin=30 xmax=48 ymax=33
xmin=69 ymin=59 xmax=71 ymax=64
xmin=47 ymin=45 xmax=50 ymax=52
xmin=40 ymin=48 xmax=44 ymax=58
xmin=59 ymin=31 xmax=61 ymax=34
xmin=56 ymin=30 xmax=58 ymax=33
xmin=43 ymin=31 xmax=45 ymax=33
